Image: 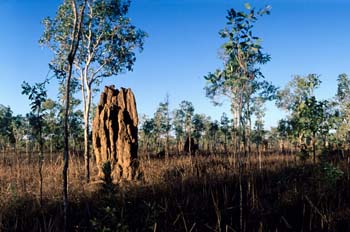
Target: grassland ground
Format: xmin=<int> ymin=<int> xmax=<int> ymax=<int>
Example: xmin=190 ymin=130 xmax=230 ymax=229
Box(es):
xmin=0 ymin=151 xmax=349 ymax=231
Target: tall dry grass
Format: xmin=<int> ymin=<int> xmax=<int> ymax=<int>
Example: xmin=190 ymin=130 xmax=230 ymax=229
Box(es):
xmin=0 ymin=151 xmax=349 ymax=231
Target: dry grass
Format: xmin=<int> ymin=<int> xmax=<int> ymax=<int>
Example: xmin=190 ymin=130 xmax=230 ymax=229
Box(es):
xmin=0 ymin=154 xmax=97 ymax=204
xmin=0 ymin=152 xmax=296 ymax=204
xmin=0 ymin=151 xmax=349 ymax=231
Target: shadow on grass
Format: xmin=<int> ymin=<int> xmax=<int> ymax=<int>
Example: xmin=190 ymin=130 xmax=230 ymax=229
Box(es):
xmin=1 ymin=162 xmax=350 ymax=231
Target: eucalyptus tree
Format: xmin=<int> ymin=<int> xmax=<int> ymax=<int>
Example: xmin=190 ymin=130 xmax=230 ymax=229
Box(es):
xmin=220 ymin=112 xmax=230 ymax=153
xmin=209 ymin=120 xmax=220 ymax=154
xmin=319 ymin=100 xmax=337 ymax=151
xmin=192 ymin=114 xmax=205 ymax=148
xmin=202 ymin=115 xmax=213 ymax=152
xmin=251 ymin=97 xmax=265 ymax=155
xmin=204 ymin=4 xmax=272 ymax=157
xmin=42 ymin=98 xmax=60 ymax=156
xmin=276 ymin=74 xmax=322 ymax=154
xmin=21 ymin=80 xmax=48 ymax=207
xmin=173 ymin=108 xmax=185 ymax=154
xmin=276 ymin=74 xmax=321 ymax=112
xmin=154 ymin=96 xmax=171 ymax=156
xmin=0 ymin=105 xmax=15 ymax=153
xmin=334 ymin=73 xmax=350 ymax=150
xmin=140 ymin=115 xmax=155 ymax=154
xmin=203 ymin=5 xmax=272 ymax=230
xmin=179 ymin=101 xmax=194 ymax=154
xmin=277 ymin=119 xmax=293 ymax=154
xmin=297 ymin=96 xmax=327 ymax=162
xmin=40 ymin=0 xmax=87 ymax=229
xmin=10 ymin=115 xmax=25 ymax=154
xmin=41 ymin=0 xmax=147 ymax=183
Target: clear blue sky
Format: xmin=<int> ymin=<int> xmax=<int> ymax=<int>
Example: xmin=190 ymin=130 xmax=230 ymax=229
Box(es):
xmin=1 ymin=0 xmax=349 ymax=129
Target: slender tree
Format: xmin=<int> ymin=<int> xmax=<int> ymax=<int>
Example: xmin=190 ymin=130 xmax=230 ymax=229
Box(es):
xmin=0 ymin=105 xmax=15 ymax=154
xmin=179 ymin=101 xmax=194 ymax=154
xmin=297 ymin=96 xmax=327 ymax=163
xmin=220 ymin=112 xmax=230 ymax=153
xmin=154 ymin=96 xmax=171 ymax=156
xmin=204 ymin=4 xmax=272 ymax=157
xmin=209 ymin=120 xmax=219 ymax=154
xmin=335 ymin=74 xmax=350 ymax=151
xmin=173 ymin=108 xmax=186 ymax=154
xmin=21 ymin=80 xmax=48 ymax=207
xmin=251 ymin=97 xmax=266 ymax=163
xmin=40 ymin=0 xmax=87 ymax=230
xmin=140 ymin=116 xmax=156 ymax=155
xmin=204 ymin=5 xmax=272 ymax=230
xmin=192 ymin=114 xmax=205 ymax=149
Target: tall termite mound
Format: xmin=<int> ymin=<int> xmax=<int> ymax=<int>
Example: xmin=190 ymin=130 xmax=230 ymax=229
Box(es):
xmin=92 ymin=86 xmax=139 ymax=182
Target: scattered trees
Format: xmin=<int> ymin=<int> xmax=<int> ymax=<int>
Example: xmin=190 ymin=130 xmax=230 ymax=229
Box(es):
xmin=0 ymin=3 xmax=346 ymax=168
xmin=1 ymin=1 xmax=350 ymax=230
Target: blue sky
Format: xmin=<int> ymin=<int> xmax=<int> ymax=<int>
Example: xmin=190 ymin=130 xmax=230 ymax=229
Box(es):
xmin=0 ymin=0 xmax=349 ymax=129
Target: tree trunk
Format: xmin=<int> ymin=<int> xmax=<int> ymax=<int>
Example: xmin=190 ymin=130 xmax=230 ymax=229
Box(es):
xmin=165 ymin=131 xmax=169 ymax=159
xmin=258 ymin=143 xmax=261 ymax=171
xmin=63 ymin=70 xmax=72 ymax=232
xmin=50 ymin=137 xmax=53 ymax=162
xmin=165 ymin=100 xmax=170 ymax=158
xmin=38 ymin=107 xmax=44 ymax=208
xmin=224 ymin=133 xmax=227 ymax=154
xmin=83 ymin=87 xmax=92 ymax=183
xmin=188 ymin=131 xmax=191 ymax=155
xmin=247 ymin=101 xmax=251 ymax=155
xmin=239 ymin=162 xmax=244 ymax=232
xmin=26 ymin=139 xmax=29 ymax=160
xmin=62 ymin=0 xmax=87 ymax=226
xmin=312 ymin=132 xmax=316 ymax=164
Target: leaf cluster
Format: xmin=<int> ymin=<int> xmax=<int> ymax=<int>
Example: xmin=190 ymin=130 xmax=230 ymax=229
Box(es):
xmin=40 ymin=0 xmax=147 ymax=84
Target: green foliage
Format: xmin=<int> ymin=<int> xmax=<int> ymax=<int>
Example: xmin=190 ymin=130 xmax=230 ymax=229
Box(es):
xmin=277 ymin=119 xmax=293 ymax=140
xmin=21 ymin=81 xmax=48 ymax=113
xmin=251 ymin=97 xmax=266 ymax=145
xmin=276 ymin=74 xmax=321 ymax=112
xmin=90 ymin=206 xmax=129 ymax=232
xmin=173 ymin=108 xmax=186 ymax=141
xmin=276 ymin=75 xmax=325 ymax=143
xmin=204 ymin=3 xmax=273 ymax=155
xmin=192 ymin=114 xmax=205 ymax=140
xmin=179 ymin=101 xmax=194 ymax=125
xmin=40 ymin=0 xmax=147 ymax=87
xmin=142 ymin=117 xmax=155 ymax=137
xmin=154 ymin=99 xmax=171 ymax=139
xmin=220 ymin=112 xmax=230 ymax=135
xmin=179 ymin=100 xmax=194 ymax=141
xmin=0 ymin=105 xmax=15 ymax=145
xmin=209 ymin=120 xmax=219 ymax=141
xmin=320 ymin=162 xmax=344 ymax=186
xmin=21 ymin=81 xmax=48 ymax=148
xmin=336 ymin=73 xmax=350 ymax=103
xmin=334 ymin=74 xmax=350 ymax=147
xmin=204 ymin=4 xmax=272 ymax=103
